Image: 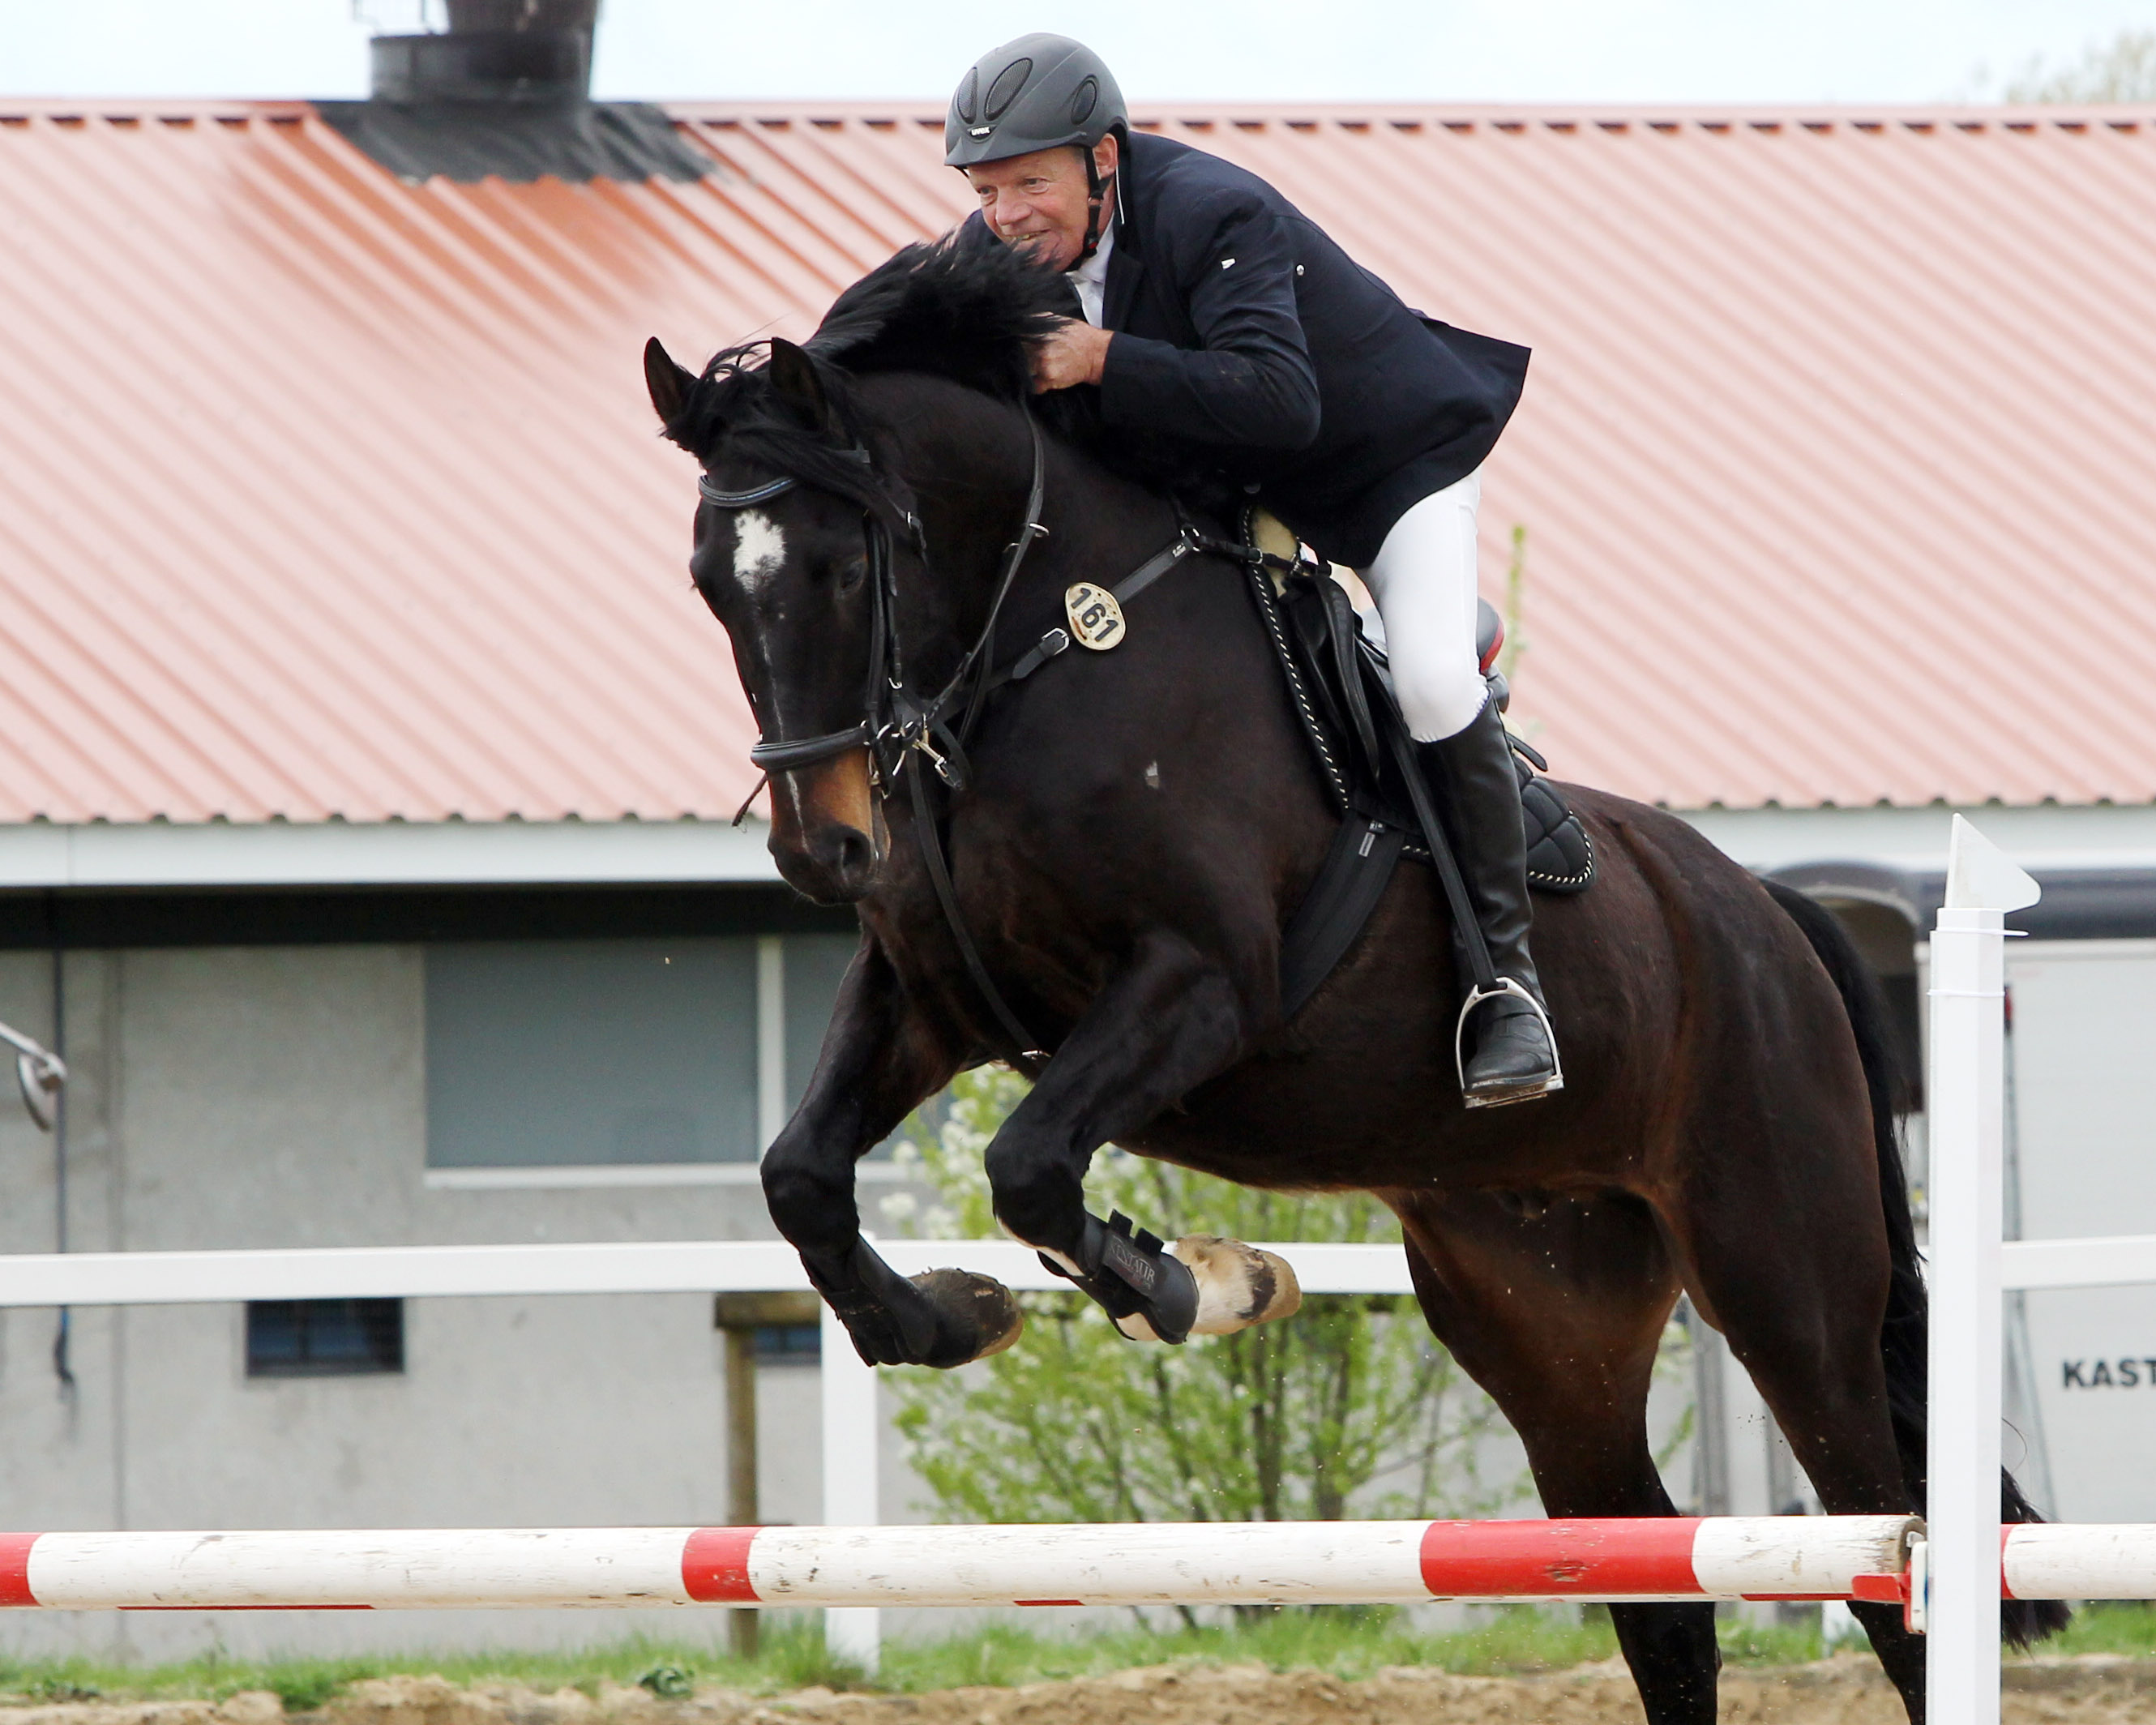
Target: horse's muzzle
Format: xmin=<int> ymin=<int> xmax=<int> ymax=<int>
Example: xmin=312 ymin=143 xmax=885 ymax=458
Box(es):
xmin=768 ymin=751 xmax=883 ymax=903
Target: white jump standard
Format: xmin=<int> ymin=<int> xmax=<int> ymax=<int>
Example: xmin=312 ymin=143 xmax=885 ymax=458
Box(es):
xmin=0 ymin=1517 xmax=1933 ymax=1612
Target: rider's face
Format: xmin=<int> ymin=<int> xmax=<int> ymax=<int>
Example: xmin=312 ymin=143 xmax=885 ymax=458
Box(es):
xmin=965 ymin=135 xmax=1118 ymax=273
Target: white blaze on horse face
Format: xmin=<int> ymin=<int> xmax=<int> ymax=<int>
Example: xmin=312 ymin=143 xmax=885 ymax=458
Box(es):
xmin=731 ymin=510 xmax=787 ymax=596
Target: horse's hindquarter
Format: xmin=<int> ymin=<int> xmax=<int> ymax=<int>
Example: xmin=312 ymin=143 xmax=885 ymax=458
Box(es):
xmin=1584 ymin=794 xmax=1893 ymax=1278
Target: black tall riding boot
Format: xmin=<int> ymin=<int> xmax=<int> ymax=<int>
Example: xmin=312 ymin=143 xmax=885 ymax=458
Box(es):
xmin=1422 ymin=701 xmax=1563 ymax=1106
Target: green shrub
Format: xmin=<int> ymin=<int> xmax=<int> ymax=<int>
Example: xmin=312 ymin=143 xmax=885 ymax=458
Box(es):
xmin=29 ymin=1677 xmax=102 ymax=1703
xmin=883 ymin=1070 xmax=1521 ymax=1539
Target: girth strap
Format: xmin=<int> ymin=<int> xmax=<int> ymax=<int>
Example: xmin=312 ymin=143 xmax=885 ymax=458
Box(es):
xmin=1278 ymin=814 xmax=1408 ymax=1020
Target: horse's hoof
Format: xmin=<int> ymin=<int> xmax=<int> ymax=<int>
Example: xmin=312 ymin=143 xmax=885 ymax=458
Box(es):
xmin=909 ymin=1268 xmax=1025 ymax=1368
xmin=1171 ymin=1235 xmax=1303 ymax=1335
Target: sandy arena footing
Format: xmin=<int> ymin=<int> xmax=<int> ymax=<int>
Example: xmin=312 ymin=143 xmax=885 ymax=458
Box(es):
xmin=6 ymin=1660 xmax=2156 ymax=1725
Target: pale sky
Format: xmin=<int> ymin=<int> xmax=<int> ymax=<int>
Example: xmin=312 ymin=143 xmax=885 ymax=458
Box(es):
xmin=2 ymin=0 xmax=2151 ymax=105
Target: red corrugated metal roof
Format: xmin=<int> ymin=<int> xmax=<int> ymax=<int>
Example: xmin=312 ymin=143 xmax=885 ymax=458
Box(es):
xmin=1 ymin=98 xmax=2150 ymax=820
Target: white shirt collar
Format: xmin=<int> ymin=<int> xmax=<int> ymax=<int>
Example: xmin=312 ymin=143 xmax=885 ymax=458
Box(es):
xmin=1067 ymin=224 xmax=1114 ymax=327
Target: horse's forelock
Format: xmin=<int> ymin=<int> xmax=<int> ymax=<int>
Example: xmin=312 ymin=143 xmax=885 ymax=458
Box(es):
xmin=663 ymin=344 xmax=882 ymax=515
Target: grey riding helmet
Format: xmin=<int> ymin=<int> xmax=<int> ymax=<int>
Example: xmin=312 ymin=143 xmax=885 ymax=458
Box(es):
xmin=944 ymin=33 xmax=1127 ymax=168
xmin=946 ymin=36 xmax=1127 ymax=261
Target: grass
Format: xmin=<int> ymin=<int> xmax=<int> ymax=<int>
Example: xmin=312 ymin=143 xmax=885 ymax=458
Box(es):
xmin=0 ymin=1604 xmax=2148 ymax=1710
xmin=876 ymin=1606 xmax=1629 ymax=1690
xmin=2030 ymin=1602 xmax=2156 ymax=1659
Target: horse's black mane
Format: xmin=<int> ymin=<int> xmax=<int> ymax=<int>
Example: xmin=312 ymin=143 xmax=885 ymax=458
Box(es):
xmin=657 ymin=238 xmax=1091 ymax=502
xmin=812 ymin=234 xmax=1075 ymax=396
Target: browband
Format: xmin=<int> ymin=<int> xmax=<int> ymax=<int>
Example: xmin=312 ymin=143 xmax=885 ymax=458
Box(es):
xmin=698 ymin=447 xmax=875 ymax=511
xmin=699 ymin=474 xmax=794 ymax=507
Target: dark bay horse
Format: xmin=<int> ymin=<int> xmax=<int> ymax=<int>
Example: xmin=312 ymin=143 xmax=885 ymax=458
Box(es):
xmin=643 ymin=242 xmax=2055 ymax=1723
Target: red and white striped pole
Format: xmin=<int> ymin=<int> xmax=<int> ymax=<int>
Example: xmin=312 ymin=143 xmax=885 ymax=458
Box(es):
xmin=0 ymin=1517 xmax=1928 ymax=1612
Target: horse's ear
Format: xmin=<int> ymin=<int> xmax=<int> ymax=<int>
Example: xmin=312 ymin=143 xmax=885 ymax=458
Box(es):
xmin=644 ymin=336 xmax=695 ymax=431
xmin=768 ymin=337 xmax=840 ymax=433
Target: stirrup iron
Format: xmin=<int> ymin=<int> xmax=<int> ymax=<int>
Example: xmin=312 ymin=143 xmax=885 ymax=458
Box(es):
xmin=1454 ymin=977 xmax=1565 ymax=1108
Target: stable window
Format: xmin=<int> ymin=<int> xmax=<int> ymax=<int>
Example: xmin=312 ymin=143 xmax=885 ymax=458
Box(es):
xmin=754 ymin=1323 xmax=822 ymax=1363
xmin=783 ymin=933 xmax=859 ymax=1111
xmin=427 ymin=939 xmax=760 ymax=1167
xmin=425 ymin=934 xmax=875 ymax=1175
xmin=246 ymin=1299 xmax=404 ymax=1377
xmin=781 ymin=933 xmax=899 ymax=1162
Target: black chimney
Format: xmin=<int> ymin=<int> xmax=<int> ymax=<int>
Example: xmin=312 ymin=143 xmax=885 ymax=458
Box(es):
xmin=370 ymin=0 xmax=600 ymax=106
xmin=318 ymin=0 xmax=708 ymax=184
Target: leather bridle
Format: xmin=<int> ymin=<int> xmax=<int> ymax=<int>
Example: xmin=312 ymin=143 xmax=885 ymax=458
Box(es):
xmin=699 ymin=414 xmax=1055 ymax=1061
xmin=706 ymin=417 xmax=1047 ymax=797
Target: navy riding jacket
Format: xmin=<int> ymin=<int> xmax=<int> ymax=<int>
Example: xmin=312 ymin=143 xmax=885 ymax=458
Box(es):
xmin=960 ymin=131 xmax=1529 ymax=570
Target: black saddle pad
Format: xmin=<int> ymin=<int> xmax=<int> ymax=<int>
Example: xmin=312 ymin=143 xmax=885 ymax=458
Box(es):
xmin=1521 ymin=766 xmax=1593 ymax=895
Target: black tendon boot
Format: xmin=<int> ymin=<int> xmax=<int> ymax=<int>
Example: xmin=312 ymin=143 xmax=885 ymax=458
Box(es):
xmin=1040 ymin=1211 xmax=1201 ymax=1344
xmin=1423 ymin=701 xmax=1564 ymax=1106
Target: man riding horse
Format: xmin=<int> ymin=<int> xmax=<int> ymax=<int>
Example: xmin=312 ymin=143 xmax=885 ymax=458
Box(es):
xmin=644 ymin=54 xmax=2067 ymax=1714
xmin=946 ymin=34 xmax=1555 ymax=1107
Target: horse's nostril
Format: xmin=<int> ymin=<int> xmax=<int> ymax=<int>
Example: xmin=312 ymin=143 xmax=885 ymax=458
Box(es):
xmin=835 ymin=828 xmax=874 ymax=879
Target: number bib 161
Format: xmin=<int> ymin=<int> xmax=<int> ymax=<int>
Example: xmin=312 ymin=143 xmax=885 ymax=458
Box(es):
xmin=1064 ymin=582 xmax=1127 ymax=651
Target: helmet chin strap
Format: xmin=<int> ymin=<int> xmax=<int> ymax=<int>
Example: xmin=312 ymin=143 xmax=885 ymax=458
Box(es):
xmin=1075 ymin=149 xmax=1117 ymax=264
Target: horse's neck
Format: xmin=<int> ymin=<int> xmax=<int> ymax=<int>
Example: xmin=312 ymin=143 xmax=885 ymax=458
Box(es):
xmin=867 ymin=376 xmax=1175 ymax=689
xmin=876 ymin=380 xmax=1046 ymax=650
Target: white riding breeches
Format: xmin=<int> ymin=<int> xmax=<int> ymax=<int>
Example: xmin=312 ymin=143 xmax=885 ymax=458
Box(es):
xmin=1357 ymin=469 xmax=1488 ymax=743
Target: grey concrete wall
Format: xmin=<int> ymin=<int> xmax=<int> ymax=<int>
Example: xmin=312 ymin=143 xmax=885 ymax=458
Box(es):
xmin=0 ymin=944 xmax=850 ymax=1662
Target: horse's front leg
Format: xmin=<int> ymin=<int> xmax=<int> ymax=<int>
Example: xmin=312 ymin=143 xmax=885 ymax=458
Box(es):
xmin=985 ymin=928 xmax=1302 ymax=1345
xmin=762 ymin=938 xmax=1021 ymax=1369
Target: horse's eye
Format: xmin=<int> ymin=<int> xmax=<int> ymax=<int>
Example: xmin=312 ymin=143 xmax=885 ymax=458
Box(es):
xmin=836 ymin=557 xmax=869 ymax=593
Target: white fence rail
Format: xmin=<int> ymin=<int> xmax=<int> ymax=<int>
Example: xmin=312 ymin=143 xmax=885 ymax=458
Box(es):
xmin=0 ymin=1239 xmax=1415 ymax=1308
xmin=0 ymin=1231 xmax=2138 ymax=1310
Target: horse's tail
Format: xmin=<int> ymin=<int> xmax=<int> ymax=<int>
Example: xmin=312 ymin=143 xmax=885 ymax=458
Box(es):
xmin=1762 ymin=879 xmax=2068 ymax=1645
